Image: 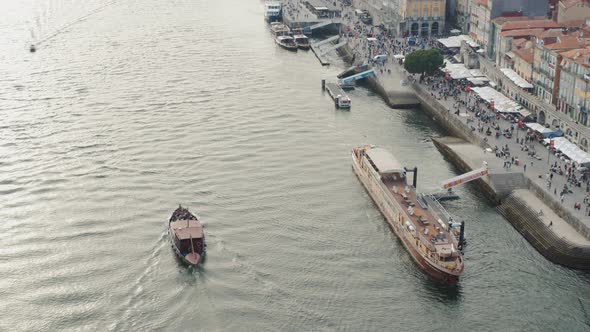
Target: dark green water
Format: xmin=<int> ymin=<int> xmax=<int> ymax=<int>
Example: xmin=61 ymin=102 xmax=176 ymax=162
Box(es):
xmin=0 ymin=0 xmax=589 ymax=330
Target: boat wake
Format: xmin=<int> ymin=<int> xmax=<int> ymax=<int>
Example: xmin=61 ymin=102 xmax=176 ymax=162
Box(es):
xmin=31 ymin=0 xmax=127 ymax=48
xmin=214 ymin=236 xmax=332 ymax=329
xmin=108 ymin=230 xmax=168 ymax=331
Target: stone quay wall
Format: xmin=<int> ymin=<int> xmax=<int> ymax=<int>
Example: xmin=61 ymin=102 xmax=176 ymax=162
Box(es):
xmin=433 ymin=137 xmax=590 ymax=269
xmin=337 ymin=44 xmax=418 ymax=108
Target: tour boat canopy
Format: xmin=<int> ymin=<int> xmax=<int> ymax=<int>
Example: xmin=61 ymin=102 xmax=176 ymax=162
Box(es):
xmin=366 ymin=147 xmax=403 ymax=174
xmin=170 ymin=220 xmax=204 ymax=240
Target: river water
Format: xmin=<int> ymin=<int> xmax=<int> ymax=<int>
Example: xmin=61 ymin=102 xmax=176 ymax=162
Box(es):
xmin=1 ymin=0 xmax=589 ymax=331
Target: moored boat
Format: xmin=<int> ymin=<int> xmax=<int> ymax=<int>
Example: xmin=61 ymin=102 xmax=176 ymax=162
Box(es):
xmin=168 ymin=205 xmax=206 ymax=266
xmin=325 ymin=82 xmax=351 ymax=109
xmin=293 ymin=34 xmax=310 ymax=50
xmin=270 ymin=22 xmax=290 ymax=36
xmin=264 ymin=1 xmax=282 ymax=23
xmin=275 ymin=35 xmax=297 ymax=51
xmin=351 ymin=146 xmax=464 ymax=284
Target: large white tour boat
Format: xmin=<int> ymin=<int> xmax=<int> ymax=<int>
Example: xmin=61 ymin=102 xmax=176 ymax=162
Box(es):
xmin=352 ymin=145 xmax=464 ymax=283
xmin=264 ymin=1 xmax=282 ymax=23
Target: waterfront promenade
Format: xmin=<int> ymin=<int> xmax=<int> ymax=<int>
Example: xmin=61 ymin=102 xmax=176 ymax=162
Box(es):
xmin=419 ymin=81 xmax=590 ymax=228
xmin=332 ymin=1 xmax=590 ymax=247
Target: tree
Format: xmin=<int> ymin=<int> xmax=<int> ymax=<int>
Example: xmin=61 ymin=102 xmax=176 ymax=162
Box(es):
xmin=403 ymin=49 xmax=444 ymax=76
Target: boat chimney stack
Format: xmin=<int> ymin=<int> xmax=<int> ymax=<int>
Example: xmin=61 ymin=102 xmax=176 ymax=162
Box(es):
xmin=459 ymin=221 xmax=466 ymax=250
xmin=412 ymin=166 xmax=418 ymax=188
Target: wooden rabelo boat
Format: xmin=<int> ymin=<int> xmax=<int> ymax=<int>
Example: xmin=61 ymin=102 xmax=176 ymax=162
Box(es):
xmin=168 ymin=205 xmax=206 ymax=266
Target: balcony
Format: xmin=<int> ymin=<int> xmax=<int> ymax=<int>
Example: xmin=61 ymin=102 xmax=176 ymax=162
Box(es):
xmin=535 ymin=66 xmax=551 ymax=77
xmin=536 ymin=80 xmax=553 ymax=93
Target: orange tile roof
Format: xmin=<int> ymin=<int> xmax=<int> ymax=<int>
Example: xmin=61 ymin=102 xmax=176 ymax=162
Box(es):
xmin=560 ymin=46 xmax=590 ymax=57
xmin=559 ymin=46 xmax=590 ymax=67
xmin=545 ymin=36 xmax=589 ymax=49
xmin=559 ymin=19 xmax=585 ymax=27
xmin=477 ymin=0 xmax=488 ymax=7
xmin=500 ymin=19 xmax=562 ymax=31
xmin=500 ymin=28 xmax=545 ymax=37
xmin=513 ymin=47 xmax=534 ymax=63
xmin=541 ymin=29 xmax=568 ymax=38
xmin=513 ymin=38 xmax=528 ymax=47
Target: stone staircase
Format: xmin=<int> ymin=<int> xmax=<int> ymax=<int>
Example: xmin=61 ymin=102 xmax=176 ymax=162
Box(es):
xmin=497 ymin=192 xmax=590 ymax=269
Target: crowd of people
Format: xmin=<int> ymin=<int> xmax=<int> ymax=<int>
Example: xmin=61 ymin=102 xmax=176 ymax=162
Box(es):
xmin=286 ymin=0 xmax=590 ymax=218
xmin=421 ymin=72 xmax=590 ymax=216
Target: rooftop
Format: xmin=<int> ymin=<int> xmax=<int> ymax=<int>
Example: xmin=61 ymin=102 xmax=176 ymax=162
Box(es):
xmin=513 ymin=46 xmax=534 ymax=63
xmin=544 ymin=36 xmax=589 ymax=49
xmin=500 ymin=19 xmax=562 ymax=31
xmin=513 ymin=38 xmax=528 ymax=47
xmin=305 ymin=0 xmax=339 ymax=11
xmin=500 ymin=28 xmax=544 ymax=38
xmin=366 ymin=147 xmax=403 ymax=174
xmin=476 ymin=0 xmax=488 ymax=7
xmin=560 ymin=46 xmax=590 ymax=67
xmin=170 ymin=219 xmax=204 ymax=240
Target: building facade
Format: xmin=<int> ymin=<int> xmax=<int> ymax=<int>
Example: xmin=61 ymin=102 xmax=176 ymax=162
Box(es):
xmin=469 ymin=0 xmax=550 ymax=57
xmin=362 ymin=0 xmax=445 ymax=36
xmin=469 ymin=0 xmax=491 ymax=48
xmin=398 ymin=0 xmax=446 ymax=36
xmin=455 ymin=0 xmax=471 ymax=33
xmin=513 ymin=41 xmax=535 ymax=81
xmin=558 ymin=47 xmax=590 ymax=129
xmin=533 ymin=36 xmax=588 ymax=107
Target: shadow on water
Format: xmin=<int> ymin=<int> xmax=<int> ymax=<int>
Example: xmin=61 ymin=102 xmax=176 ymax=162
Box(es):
xmin=423 ymin=278 xmax=463 ymax=302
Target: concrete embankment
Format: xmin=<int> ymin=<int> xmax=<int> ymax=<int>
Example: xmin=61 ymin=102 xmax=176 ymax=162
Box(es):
xmin=498 ymin=191 xmax=590 ymax=270
xmin=413 ymin=84 xmax=490 ymax=149
xmin=431 ymin=137 xmax=499 ymax=204
xmin=433 ymin=136 xmax=590 ymax=269
xmin=337 ymin=44 xmax=419 ymax=108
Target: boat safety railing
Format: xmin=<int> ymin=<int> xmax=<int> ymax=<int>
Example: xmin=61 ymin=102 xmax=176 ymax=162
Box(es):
xmin=424 ymin=194 xmax=455 ymax=223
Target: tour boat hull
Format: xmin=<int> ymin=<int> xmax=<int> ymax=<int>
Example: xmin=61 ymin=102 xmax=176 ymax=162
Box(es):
xmin=351 ymin=151 xmax=462 ymax=284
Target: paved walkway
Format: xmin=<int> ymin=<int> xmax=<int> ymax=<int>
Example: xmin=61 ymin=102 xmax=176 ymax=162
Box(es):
xmin=420 ymin=82 xmax=590 ymax=228
xmin=445 ymin=138 xmax=590 ymax=245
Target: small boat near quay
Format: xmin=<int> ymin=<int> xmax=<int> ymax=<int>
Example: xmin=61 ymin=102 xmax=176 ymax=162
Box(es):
xmin=351 ymin=146 xmax=464 ymax=284
xmin=270 ymin=22 xmax=290 ymax=36
xmin=293 ymin=34 xmax=310 ymax=50
xmin=168 ymin=205 xmax=206 ymax=266
xmin=324 ymin=82 xmax=351 ymax=109
xmin=275 ymin=35 xmax=297 ymax=51
xmin=264 ymin=1 xmax=282 ymax=23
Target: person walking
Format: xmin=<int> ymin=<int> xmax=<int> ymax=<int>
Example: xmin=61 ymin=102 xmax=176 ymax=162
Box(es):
xmin=524 ymin=164 xmax=527 ymax=172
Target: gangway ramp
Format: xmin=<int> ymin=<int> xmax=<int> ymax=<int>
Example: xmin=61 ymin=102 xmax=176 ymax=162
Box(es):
xmin=308 ymin=21 xmax=332 ymax=31
xmin=337 ymin=65 xmax=369 ymax=79
xmin=339 ymin=69 xmax=376 ymax=85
